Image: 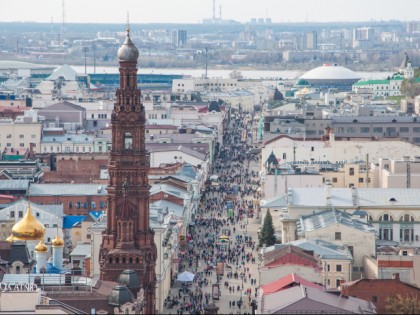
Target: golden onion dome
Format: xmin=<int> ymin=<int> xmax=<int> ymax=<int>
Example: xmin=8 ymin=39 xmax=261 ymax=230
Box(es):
xmin=51 ymin=235 xmax=65 ymax=247
xmin=10 ymin=205 xmax=46 ymax=241
xmin=34 ymin=240 xmax=48 ymax=253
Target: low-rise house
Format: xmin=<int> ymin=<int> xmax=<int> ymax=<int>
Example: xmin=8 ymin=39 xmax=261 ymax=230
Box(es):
xmin=288 ymin=239 xmax=353 ymax=288
xmin=271 ymin=184 xmax=420 ymax=250
xmin=258 ymin=283 xmax=375 ymax=314
xmin=296 ymin=208 xmax=376 ymax=279
xmin=29 ymin=183 xmax=107 ymax=215
xmin=37 ymin=101 xmax=86 ymax=130
xmin=341 ymin=273 xmax=420 ymax=314
xmin=364 ymin=250 xmax=420 ymax=288
xmin=259 ymin=244 xmax=322 ymax=285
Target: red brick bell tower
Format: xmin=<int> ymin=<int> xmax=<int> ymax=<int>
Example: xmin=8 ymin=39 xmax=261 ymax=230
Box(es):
xmin=99 ymin=28 xmax=156 ymax=313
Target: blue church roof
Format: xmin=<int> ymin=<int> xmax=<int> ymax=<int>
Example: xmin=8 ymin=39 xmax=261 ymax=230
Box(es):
xmin=63 ymin=215 xmax=86 ymax=229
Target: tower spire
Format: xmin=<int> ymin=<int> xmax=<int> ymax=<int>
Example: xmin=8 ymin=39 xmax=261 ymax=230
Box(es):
xmin=100 ymin=26 xmax=156 ymax=314
xmin=126 ymin=11 xmax=130 ymax=34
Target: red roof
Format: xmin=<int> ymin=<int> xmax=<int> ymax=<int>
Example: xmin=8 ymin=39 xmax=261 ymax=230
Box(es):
xmin=261 ymin=273 xmax=323 ymax=295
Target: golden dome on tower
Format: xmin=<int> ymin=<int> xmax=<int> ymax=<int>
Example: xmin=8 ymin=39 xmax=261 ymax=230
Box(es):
xmin=52 ymin=235 xmax=65 ymax=247
xmin=9 ymin=203 xmax=46 ymax=241
xmin=35 ymin=240 xmax=48 ymax=252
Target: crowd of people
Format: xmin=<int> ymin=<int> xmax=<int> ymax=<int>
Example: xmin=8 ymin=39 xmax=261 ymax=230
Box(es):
xmin=164 ymin=110 xmax=261 ymax=315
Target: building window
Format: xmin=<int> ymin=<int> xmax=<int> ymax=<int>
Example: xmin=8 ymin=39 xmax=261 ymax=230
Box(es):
xmin=400 ymin=127 xmax=409 ymax=133
xmin=6 ymin=134 xmax=11 ymax=138
xmin=86 ymin=234 xmax=91 ymax=239
xmin=332 ymin=178 xmax=337 ymax=183
xmin=19 ymin=143 xmax=24 ymax=147
xmin=373 ymin=127 xmax=383 ymax=133
xmin=379 ymin=227 xmax=393 ymax=241
xmin=124 ymin=132 xmax=133 ymax=149
xmin=360 ymin=127 xmax=370 ymax=133
xmin=358 ymin=178 xmax=364 ymax=183
xmin=349 ymin=168 xmax=355 ymax=176
xmin=400 ymin=226 xmax=414 ymax=243
xmin=372 ymin=296 xmax=377 ymax=303
xmin=10 ymin=211 xmax=15 ymax=218
xmin=336 ymin=264 xmax=342 ymax=272
xmin=379 ymin=214 xmax=394 ymax=221
xmin=31 ymin=134 xmax=36 ymax=139
xmin=69 ymin=202 xmax=73 ymax=209
xmin=18 ymin=211 xmax=23 ymax=218
xmin=399 ymin=214 xmax=415 ymax=222
xmin=36 ymin=212 xmax=40 ymax=218
xmin=283 ymin=153 xmax=286 ymax=159
xmin=335 ymin=232 xmax=341 ymax=240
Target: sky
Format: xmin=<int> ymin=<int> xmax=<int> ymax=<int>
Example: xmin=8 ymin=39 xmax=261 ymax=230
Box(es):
xmin=0 ymin=0 xmax=419 ymax=24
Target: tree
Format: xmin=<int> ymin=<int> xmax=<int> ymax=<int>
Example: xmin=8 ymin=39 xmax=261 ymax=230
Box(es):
xmin=385 ymin=294 xmax=420 ymax=314
xmin=259 ymin=209 xmax=276 ymax=247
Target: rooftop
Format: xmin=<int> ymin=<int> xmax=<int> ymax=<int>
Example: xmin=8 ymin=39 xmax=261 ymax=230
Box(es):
xmin=30 ymin=184 xmax=107 ymax=196
xmin=297 ymin=208 xmax=376 ymax=235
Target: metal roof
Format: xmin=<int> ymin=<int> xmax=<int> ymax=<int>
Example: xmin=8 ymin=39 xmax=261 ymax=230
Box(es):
xmin=288 ymin=239 xmax=353 ymax=261
xmin=30 ymin=184 xmax=107 ymax=196
xmin=297 ymin=209 xmax=376 ymax=234
xmin=261 ymin=195 xmax=287 ymax=208
xmin=69 ymin=243 xmax=91 ymax=257
xmin=290 ymin=188 xmax=420 ymax=208
xmin=0 ymin=179 xmax=29 ymax=190
xmin=151 ymin=200 xmax=184 ymax=218
xmin=264 ymin=285 xmax=375 ymax=314
xmin=149 ymin=184 xmax=191 ymax=200
xmin=331 ymin=115 xmax=419 ymax=123
xmin=63 ymin=215 xmax=86 ymax=229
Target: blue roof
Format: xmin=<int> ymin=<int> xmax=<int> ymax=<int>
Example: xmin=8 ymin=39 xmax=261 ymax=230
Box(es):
xmin=63 ymin=215 xmax=86 ymax=229
xmin=178 ymin=164 xmax=197 ymax=179
xmin=89 ymin=211 xmax=102 ymax=219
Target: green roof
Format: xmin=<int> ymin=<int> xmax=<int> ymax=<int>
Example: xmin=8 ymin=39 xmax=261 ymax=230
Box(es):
xmin=354 ymin=80 xmax=390 ymax=86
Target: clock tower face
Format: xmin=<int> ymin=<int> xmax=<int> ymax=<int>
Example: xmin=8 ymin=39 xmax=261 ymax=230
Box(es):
xmin=99 ymin=29 xmax=156 ymax=313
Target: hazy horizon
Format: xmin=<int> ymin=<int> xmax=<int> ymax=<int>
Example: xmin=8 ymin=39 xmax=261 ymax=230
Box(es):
xmin=0 ymin=0 xmax=419 ymax=24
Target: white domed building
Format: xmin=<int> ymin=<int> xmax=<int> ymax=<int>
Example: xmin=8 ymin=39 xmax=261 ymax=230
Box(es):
xmin=298 ymin=64 xmax=361 ymax=89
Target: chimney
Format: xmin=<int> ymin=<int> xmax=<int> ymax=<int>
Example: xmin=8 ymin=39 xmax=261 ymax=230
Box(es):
xmin=287 ymin=188 xmax=293 ymax=205
xmin=351 ymin=187 xmax=357 ymax=206
xmin=392 ymin=273 xmax=400 ymax=281
xmin=29 ymin=143 xmax=34 ymax=159
xmin=325 ymin=180 xmax=332 ymax=206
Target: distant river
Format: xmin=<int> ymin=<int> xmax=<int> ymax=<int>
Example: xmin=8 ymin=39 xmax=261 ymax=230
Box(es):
xmin=71 ymin=66 xmax=392 ymax=81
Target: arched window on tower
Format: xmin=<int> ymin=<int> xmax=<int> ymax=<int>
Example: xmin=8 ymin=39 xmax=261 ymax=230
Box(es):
xmin=124 ymin=132 xmax=133 ymax=149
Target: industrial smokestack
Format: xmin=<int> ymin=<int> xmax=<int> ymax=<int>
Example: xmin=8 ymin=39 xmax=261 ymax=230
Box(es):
xmin=213 ymin=0 xmax=216 ymax=20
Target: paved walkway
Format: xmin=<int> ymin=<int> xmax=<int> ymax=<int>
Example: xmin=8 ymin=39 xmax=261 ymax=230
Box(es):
xmin=162 ymin=113 xmax=262 ymax=314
